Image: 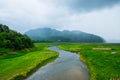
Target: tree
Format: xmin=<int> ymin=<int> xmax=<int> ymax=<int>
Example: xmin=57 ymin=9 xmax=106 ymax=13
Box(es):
xmin=0 ymin=24 xmax=34 ymax=50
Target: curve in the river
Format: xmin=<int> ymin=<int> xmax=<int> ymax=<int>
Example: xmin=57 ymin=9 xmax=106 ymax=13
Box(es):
xmin=26 ymin=46 xmax=90 ymax=80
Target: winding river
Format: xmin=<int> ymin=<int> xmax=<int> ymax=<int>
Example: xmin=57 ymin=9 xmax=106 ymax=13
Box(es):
xmin=26 ymin=46 xmax=90 ymax=80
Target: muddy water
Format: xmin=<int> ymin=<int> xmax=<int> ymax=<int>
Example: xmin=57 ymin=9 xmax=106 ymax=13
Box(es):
xmin=26 ymin=46 xmax=89 ymax=80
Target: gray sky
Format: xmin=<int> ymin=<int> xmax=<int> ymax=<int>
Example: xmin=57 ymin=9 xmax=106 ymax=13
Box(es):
xmin=0 ymin=0 xmax=120 ymax=42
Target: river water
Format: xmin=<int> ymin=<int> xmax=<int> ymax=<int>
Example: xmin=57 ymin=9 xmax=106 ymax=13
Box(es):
xmin=26 ymin=46 xmax=89 ymax=80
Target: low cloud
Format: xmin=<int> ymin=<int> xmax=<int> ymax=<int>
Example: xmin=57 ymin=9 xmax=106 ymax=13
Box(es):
xmin=0 ymin=0 xmax=120 ymax=41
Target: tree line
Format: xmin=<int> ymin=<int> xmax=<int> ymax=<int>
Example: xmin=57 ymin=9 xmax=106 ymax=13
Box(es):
xmin=0 ymin=24 xmax=34 ymax=50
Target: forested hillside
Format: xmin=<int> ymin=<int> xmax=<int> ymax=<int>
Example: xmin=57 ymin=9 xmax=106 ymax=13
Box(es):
xmin=0 ymin=24 xmax=33 ymax=50
xmin=25 ymin=28 xmax=105 ymax=43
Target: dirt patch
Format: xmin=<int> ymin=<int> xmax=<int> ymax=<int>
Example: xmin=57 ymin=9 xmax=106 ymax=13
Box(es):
xmin=70 ymin=48 xmax=82 ymax=51
xmin=39 ymin=52 xmax=54 ymax=54
xmin=92 ymin=48 xmax=111 ymax=50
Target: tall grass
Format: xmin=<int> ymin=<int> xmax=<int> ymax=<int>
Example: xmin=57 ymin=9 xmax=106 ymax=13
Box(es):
xmin=59 ymin=43 xmax=120 ymax=80
xmin=0 ymin=43 xmax=58 ymax=80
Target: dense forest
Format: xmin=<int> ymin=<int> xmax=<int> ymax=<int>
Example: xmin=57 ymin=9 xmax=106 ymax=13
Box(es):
xmin=0 ymin=24 xmax=34 ymax=50
xmin=25 ymin=28 xmax=105 ymax=43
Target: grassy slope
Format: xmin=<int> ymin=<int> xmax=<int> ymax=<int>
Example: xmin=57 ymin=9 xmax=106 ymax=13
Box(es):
xmin=59 ymin=43 xmax=120 ymax=80
xmin=0 ymin=43 xmax=58 ymax=80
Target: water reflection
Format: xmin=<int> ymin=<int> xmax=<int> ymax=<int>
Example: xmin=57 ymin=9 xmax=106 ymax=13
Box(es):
xmin=26 ymin=46 xmax=89 ymax=80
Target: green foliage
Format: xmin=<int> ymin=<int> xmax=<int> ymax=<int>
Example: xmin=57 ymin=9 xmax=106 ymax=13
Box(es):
xmin=0 ymin=43 xmax=58 ymax=80
xmin=0 ymin=24 xmax=33 ymax=50
xmin=59 ymin=43 xmax=120 ymax=80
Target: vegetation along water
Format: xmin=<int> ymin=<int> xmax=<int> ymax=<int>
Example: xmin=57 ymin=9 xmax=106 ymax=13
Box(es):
xmin=0 ymin=24 xmax=120 ymax=80
xmin=0 ymin=43 xmax=58 ymax=80
xmin=59 ymin=43 xmax=120 ymax=80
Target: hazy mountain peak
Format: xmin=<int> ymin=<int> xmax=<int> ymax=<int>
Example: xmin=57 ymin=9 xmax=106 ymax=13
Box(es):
xmin=25 ymin=28 xmax=105 ymax=43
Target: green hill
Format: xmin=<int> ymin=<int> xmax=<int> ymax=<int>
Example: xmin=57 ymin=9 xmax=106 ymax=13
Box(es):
xmin=0 ymin=24 xmax=33 ymax=50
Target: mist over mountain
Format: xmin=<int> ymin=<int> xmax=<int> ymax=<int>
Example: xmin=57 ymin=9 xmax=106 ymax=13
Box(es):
xmin=25 ymin=28 xmax=105 ymax=43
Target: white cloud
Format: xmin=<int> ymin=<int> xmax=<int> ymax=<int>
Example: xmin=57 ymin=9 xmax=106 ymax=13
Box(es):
xmin=0 ymin=0 xmax=70 ymax=30
xmin=0 ymin=0 xmax=120 ymax=42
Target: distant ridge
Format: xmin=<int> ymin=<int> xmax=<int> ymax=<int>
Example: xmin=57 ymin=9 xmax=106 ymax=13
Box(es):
xmin=25 ymin=28 xmax=105 ymax=43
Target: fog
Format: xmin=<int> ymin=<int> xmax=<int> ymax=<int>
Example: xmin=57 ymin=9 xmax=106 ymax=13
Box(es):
xmin=0 ymin=0 xmax=120 ymax=42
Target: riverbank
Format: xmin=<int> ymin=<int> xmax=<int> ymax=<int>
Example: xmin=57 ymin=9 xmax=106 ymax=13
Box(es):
xmin=27 ymin=46 xmax=89 ymax=80
xmin=0 ymin=43 xmax=58 ymax=80
xmin=59 ymin=43 xmax=120 ymax=80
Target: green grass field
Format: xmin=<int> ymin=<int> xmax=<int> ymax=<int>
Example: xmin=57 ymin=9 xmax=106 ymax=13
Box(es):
xmin=0 ymin=43 xmax=58 ymax=80
xmin=59 ymin=43 xmax=120 ymax=80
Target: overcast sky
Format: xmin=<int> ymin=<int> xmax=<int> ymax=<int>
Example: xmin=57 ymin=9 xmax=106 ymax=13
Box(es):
xmin=0 ymin=0 xmax=120 ymax=42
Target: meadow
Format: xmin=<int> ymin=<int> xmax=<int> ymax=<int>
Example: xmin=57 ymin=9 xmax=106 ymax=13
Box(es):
xmin=0 ymin=43 xmax=58 ymax=80
xmin=59 ymin=43 xmax=120 ymax=80
xmin=0 ymin=43 xmax=120 ymax=80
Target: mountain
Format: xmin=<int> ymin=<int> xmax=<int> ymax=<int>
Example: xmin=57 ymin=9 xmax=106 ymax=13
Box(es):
xmin=25 ymin=28 xmax=105 ymax=43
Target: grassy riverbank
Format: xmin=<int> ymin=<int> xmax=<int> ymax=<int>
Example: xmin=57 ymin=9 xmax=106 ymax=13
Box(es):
xmin=59 ymin=43 xmax=120 ymax=80
xmin=0 ymin=43 xmax=58 ymax=80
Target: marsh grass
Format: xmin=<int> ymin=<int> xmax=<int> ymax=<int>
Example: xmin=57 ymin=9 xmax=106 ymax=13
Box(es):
xmin=0 ymin=43 xmax=58 ymax=80
xmin=59 ymin=43 xmax=120 ymax=80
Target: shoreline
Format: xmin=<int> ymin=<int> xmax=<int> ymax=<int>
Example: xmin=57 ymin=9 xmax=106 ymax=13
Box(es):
xmin=10 ymin=55 xmax=58 ymax=80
